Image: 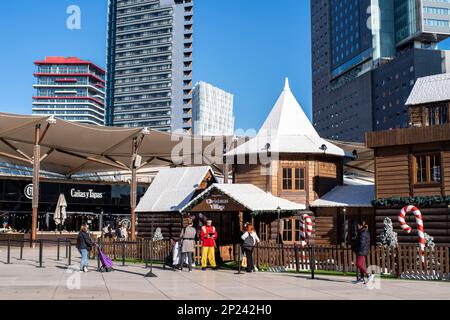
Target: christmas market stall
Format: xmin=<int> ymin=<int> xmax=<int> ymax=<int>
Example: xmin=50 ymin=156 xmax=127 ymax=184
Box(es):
xmin=310 ymin=181 xmax=375 ymax=246
xmin=180 ymin=183 xmax=306 ymax=260
xmin=135 ymin=166 xmax=217 ymax=240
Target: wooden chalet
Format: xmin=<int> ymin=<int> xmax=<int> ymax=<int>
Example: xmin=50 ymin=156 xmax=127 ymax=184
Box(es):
xmin=135 ymin=166 xmax=217 ymax=240
xmin=225 ymin=79 xmax=370 ymax=246
xmin=366 ymin=73 xmax=450 ymax=245
xmin=180 ymin=183 xmax=305 ymax=259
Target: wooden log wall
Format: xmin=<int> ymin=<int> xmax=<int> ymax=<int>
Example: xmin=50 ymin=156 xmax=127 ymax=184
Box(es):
xmin=137 ymin=212 xmax=183 ymax=240
xmin=376 ymin=207 xmax=450 ymax=245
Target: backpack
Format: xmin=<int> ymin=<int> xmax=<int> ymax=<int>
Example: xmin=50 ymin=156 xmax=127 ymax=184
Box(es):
xmin=243 ymin=233 xmax=255 ymax=249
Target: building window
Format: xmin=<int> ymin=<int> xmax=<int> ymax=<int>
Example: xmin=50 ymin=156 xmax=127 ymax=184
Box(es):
xmin=259 ymin=222 xmax=268 ymax=242
xmin=282 ymin=219 xmax=293 ymax=242
xmin=414 ymin=154 xmax=441 ymax=184
xmin=427 ymin=105 xmax=448 ymax=126
xmin=282 ymin=167 xmax=306 ymax=191
xmin=282 ymin=218 xmax=304 ymax=243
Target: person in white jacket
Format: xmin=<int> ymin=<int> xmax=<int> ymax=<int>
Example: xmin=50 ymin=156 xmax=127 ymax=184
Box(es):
xmin=241 ymin=224 xmax=260 ymax=273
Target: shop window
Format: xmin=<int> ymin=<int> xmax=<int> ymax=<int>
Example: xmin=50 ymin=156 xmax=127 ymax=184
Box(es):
xmin=282 ymin=167 xmax=306 ymax=191
xmin=414 ymin=154 xmax=441 ymax=184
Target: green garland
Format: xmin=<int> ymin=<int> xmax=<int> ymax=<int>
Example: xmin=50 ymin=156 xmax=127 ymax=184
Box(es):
xmin=372 ymin=196 xmax=450 ymax=208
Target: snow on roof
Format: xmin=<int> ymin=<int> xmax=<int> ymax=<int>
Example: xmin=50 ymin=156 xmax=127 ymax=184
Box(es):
xmin=343 ymin=175 xmax=374 ymax=186
xmin=135 ymin=166 xmax=216 ymax=213
xmin=181 ymin=183 xmax=306 ymax=214
xmin=310 ymin=185 xmax=375 ymax=208
xmin=406 ymin=73 xmax=450 ymax=106
xmin=226 ymin=79 xmax=345 ymax=158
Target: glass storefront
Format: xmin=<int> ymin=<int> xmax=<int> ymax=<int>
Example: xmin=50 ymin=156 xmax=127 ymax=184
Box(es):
xmin=0 ymin=178 xmax=146 ymax=232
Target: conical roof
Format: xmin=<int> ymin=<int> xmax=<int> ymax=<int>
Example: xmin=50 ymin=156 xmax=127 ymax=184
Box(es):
xmin=227 ymin=79 xmax=344 ymax=157
xmin=258 ymin=78 xmax=319 ymax=138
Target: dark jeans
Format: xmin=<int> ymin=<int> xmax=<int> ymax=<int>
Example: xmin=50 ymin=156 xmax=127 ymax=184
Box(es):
xmin=243 ymin=247 xmax=254 ymax=272
xmin=180 ymin=252 xmax=193 ymax=271
xmin=356 ymin=255 xmax=367 ymax=276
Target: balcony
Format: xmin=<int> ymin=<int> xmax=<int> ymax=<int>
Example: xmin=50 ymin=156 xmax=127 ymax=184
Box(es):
xmin=365 ymin=123 xmax=450 ymax=148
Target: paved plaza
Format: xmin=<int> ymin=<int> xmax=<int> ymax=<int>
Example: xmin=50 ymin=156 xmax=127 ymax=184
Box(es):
xmin=0 ymin=247 xmax=449 ymax=300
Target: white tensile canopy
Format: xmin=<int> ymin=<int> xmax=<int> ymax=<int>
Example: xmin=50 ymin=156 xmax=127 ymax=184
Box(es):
xmin=0 ymin=113 xmax=234 ymax=176
xmin=0 ymin=112 xmax=237 ymax=242
xmin=226 ymin=79 xmax=345 ymax=159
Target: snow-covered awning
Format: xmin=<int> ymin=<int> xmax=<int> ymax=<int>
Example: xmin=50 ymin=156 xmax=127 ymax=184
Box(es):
xmin=136 ymin=166 xmax=217 ymax=213
xmin=181 ymin=183 xmax=306 ymax=214
xmin=310 ymin=185 xmax=375 ymax=208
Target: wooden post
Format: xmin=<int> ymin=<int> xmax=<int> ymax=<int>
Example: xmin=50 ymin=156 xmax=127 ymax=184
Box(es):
xmin=31 ymin=124 xmax=41 ymax=247
xmin=130 ymin=167 xmax=137 ymax=241
xmin=238 ymin=211 xmax=244 ymax=232
xmin=130 ymin=137 xmax=138 ymax=241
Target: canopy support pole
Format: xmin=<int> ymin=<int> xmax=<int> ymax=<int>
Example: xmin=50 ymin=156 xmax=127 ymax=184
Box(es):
xmin=223 ymin=140 xmax=229 ymax=184
xmin=31 ymin=125 xmax=41 ymax=247
xmin=130 ymin=137 xmax=138 ymax=241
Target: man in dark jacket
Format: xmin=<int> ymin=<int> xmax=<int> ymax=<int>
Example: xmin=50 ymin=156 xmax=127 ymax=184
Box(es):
xmin=354 ymin=222 xmax=374 ymax=284
xmin=76 ymin=224 xmax=93 ymax=272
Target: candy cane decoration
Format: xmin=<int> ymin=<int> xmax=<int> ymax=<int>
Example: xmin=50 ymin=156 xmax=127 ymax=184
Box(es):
xmin=399 ymin=205 xmax=426 ymax=264
xmin=299 ymin=213 xmax=313 ymax=247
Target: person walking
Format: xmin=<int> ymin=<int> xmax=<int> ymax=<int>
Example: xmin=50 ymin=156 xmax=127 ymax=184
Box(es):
xmin=241 ymin=224 xmax=260 ymax=273
xmin=200 ymin=219 xmax=218 ymax=271
xmin=353 ymin=221 xmax=374 ymax=284
xmin=179 ymin=218 xmax=196 ymax=272
xmin=76 ymin=224 xmax=93 ymax=273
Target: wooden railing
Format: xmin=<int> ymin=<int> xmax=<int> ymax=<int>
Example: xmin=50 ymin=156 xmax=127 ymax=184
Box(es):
xmin=94 ymin=239 xmax=450 ymax=279
xmin=254 ymin=242 xmax=450 ymax=278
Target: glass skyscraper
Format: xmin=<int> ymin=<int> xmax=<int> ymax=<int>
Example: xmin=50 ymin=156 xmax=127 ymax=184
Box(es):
xmin=106 ymin=0 xmax=194 ymax=133
xmin=312 ymin=0 xmax=450 ymax=142
xmin=192 ymin=82 xmax=234 ymax=136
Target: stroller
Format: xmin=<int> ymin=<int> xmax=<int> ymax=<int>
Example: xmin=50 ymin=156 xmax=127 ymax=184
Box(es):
xmin=163 ymin=239 xmax=191 ymax=270
xmin=97 ymin=244 xmax=114 ymax=272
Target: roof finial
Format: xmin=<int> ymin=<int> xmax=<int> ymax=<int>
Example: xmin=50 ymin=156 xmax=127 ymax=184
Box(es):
xmin=284 ymin=77 xmax=290 ymax=91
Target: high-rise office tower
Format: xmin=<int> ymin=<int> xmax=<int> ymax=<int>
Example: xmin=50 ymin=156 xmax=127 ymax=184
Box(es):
xmin=106 ymin=0 xmax=194 ymax=132
xmin=192 ymin=81 xmax=234 ymax=136
xmin=32 ymin=57 xmax=106 ymax=126
xmin=311 ymin=0 xmax=450 ymax=142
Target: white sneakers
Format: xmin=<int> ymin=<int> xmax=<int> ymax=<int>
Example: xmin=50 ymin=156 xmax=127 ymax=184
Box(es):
xmin=83 ymin=266 xmax=88 ymax=273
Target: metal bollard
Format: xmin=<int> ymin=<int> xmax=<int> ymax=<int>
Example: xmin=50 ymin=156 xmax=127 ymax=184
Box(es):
xmin=19 ymin=242 xmax=24 ymax=260
xmin=57 ymin=239 xmax=60 ymax=261
xmin=97 ymin=239 xmax=101 ymax=271
xmin=121 ymin=242 xmax=125 ymax=267
xmin=68 ymin=241 xmax=72 ymax=266
xmin=65 ymin=239 xmax=68 ymax=259
xmin=238 ymin=245 xmax=242 ymax=274
xmin=6 ymin=240 xmax=11 ymax=264
xmin=145 ymin=241 xmax=148 ymax=269
xmin=310 ymin=246 xmax=315 ymax=280
xmin=38 ymin=241 xmax=44 ymax=268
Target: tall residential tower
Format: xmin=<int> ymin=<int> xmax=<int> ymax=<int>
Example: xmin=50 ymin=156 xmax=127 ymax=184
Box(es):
xmin=192 ymin=81 xmax=234 ymax=136
xmin=32 ymin=57 xmax=106 ymax=126
xmin=311 ymin=0 xmax=450 ymax=142
xmin=106 ymin=0 xmax=194 ymax=132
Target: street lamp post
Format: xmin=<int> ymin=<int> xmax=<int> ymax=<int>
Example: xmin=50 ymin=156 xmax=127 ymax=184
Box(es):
xmin=276 ymin=206 xmax=281 ymax=244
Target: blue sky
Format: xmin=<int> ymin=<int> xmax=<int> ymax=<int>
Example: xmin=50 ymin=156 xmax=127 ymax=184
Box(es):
xmin=6 ymin=1 xmax=450 ymax=132
xmin=0 ymin=0 xmax=311 ymax=131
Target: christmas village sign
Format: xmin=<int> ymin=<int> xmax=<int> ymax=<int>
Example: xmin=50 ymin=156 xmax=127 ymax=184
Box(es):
xmin=187 ymin=192 xmax=246 ymax=213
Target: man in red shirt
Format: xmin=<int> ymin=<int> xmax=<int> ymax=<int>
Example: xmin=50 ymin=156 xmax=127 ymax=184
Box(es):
xmin=200 ymin=219 xmax=218 ymax=270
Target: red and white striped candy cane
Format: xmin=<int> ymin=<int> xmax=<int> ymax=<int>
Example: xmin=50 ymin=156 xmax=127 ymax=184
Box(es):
xmin=299 ymin=214 xmax=313 ymax=247
xmin=399 ymin=205 xmax=426 ymax=264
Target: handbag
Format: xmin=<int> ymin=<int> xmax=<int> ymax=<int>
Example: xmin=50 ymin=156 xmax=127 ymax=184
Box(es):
xmin=241 ymin=254 xmax=247 ymax=268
